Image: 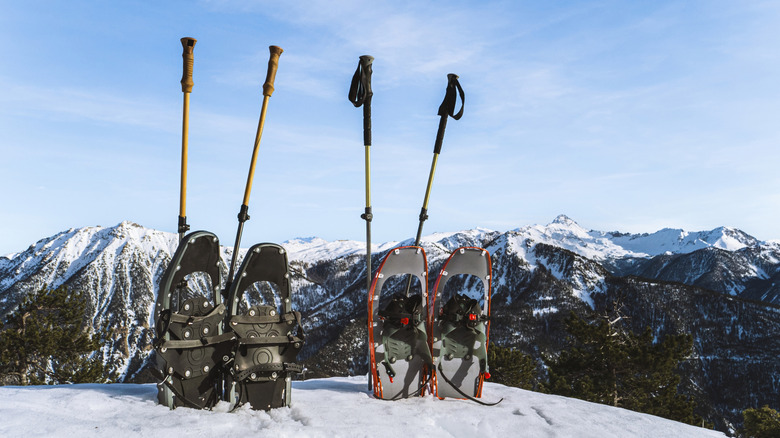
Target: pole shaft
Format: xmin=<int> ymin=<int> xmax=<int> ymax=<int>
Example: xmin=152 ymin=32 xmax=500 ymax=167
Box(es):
xmin=179 ymin=92 xmax=190 ymax=220
xmin=228 ymin=219 xmax=246 ymax=290
xmin=242 ymin=96 xmax=270 ymax=207
xmin=364 ymin=146 xmax=371 ymax=207
xmin=420 ymin=153 xmax=440 ymax=214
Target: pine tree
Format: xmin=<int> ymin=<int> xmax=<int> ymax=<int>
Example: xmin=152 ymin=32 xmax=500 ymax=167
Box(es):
xmin=0 ymin=286 xmax=112 ymax=385
xmin=544 ymin=310 xmax=702 ymax=425
xmin=741 ymin=406 xmax=780 ymax=438
xmin=487 ymin=343 xmax=537 ymax=390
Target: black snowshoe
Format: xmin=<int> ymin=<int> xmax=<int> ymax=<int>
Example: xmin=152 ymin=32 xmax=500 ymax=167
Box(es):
xmin=153 ymin=231 xmax=236 ymax=409
xmin=368 ymin=246 xmax=433 ymax=400
xmin=225 ymin=243 xmax=304 ymax=410
xmin=431 ymin=246 xmax=500 ymax=405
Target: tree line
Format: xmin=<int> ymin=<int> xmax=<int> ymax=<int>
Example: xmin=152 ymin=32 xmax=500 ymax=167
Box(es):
xmin=487 ymin=307 xmax=780 ymax=437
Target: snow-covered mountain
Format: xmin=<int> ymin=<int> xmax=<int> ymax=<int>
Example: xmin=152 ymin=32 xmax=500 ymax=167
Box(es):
xmin=1 ymin=217 xmax=778 ymax=434
xmin=524 ymin=214 xmax=759 ymax=259
xmin=0 ymin=376 xmax=725 ymax=438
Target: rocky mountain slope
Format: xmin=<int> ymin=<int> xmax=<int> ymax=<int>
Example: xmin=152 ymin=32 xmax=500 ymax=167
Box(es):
xmin=1 ymin=216 xmax=778 ymax=433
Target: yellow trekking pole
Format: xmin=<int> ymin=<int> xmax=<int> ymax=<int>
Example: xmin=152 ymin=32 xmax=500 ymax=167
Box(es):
xmin=178 ymin=37 xmax=196 ymax=242
xmin=227 ymin=46 xmax=284 ymax=289
xmin=413 ymin=73 xmax=464 ymax=246
xmin=405 ymin=73 xmax=464 ymax=294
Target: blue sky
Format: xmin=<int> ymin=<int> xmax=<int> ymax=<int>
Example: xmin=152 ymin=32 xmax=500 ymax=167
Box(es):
xmin=2 ymin=1 xmax=780 ymax=255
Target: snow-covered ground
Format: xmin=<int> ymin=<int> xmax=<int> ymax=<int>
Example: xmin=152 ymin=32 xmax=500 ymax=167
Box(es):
xmin=0 ymin=376 xmax=724 ymax=438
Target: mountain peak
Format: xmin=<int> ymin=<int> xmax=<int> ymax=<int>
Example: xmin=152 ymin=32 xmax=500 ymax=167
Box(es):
xmin=549 ymin=214 xmax=579 ymax=227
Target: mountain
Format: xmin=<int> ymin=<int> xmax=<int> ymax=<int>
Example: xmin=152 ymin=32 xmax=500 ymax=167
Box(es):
xmin=0 ymin=377 xmax=726 ymax=438
xmin=1 ymin=217 xmax=778 ymax=434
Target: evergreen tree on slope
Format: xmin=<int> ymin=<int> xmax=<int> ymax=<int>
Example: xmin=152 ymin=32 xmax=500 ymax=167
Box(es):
xmin=544 ymin=310 xmax=702 ymax=425
xmin=0 ymin=286 xmax=111 ymax=385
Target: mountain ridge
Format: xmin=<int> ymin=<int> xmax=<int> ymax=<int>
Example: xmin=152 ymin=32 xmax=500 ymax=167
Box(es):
xmin=1 ymin=216 xmax=778 ymax=433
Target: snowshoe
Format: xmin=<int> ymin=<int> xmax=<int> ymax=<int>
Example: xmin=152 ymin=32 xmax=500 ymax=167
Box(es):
xmin=225 ymin=243 xmax=304 ymax=410
xmin=368 ymin=246 xmax=433 ymax=400
xmin=153 ymin=231 xmax=236 ymax=409
xmin=431 ymin=247 xmax=500 ymax=405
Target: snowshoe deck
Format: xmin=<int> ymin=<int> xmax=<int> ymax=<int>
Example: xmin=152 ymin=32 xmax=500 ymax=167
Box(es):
xmin=225 ymin=243 xmax=304 ymax=411
xmin=368 ymin=246 xmax=433 ymax=400
xmin=153 ymin=231 xmax=236 ymax=409
xmin=431 ymin=247 xmax=494 ymax=402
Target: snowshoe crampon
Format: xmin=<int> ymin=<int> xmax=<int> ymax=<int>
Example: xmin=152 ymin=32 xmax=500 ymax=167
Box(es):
xmin=368 ymin=246 xmax=433 ymax=400
xmin=431 ymin=247 xmax=500 ymax=405
xmin=225 ymin=243 xmax=304 ymax=411
xmin=153 ymin=231 xmax=236 ymax=410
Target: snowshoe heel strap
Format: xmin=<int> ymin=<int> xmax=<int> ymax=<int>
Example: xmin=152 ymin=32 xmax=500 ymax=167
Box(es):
xmin=235 ymin=362 xmax=304 ymax=381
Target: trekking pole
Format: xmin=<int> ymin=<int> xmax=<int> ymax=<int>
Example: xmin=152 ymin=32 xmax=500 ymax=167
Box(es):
xmin=226 ymin=45 xmax=283 ymax=291
xmin=178 ymin=37 xmax=197 ymax=242
xmin=348 ymin=54 xmax=374 ymax=391
xmin=405 ymin=73 xmax=464 ymax=294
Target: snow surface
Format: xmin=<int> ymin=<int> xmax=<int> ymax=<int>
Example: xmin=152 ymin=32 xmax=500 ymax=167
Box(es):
xmin=0 ymin=376 xmax=724 ymax=438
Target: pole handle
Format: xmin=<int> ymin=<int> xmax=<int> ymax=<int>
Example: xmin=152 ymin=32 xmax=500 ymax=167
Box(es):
xmin=349 ymin=55 xmax=374 ymax=107
xmin=349 ymin=55 xmax=374 ymax=146
xmin=263 ymin=46 xmax=284 ymax=97
xmin=433 ymin=73 xmax=464 ymax=154
xmin=180 ymin=37 xmax=197 ymax=93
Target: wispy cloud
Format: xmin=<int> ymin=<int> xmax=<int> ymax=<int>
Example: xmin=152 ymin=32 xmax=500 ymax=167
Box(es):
xmin=0 ymin=78 xmax=178 ymax=131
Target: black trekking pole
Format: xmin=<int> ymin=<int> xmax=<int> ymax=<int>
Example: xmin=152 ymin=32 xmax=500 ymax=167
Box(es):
xmin=226 ymin=46 xmax=284 ymax=293
xmin=178 ymin=37 xmax=197 ymax=242
xmin=348 ymin=54 xmax=374 ymax=391
xmin=405 ymin=73 xmax=464 ymax=294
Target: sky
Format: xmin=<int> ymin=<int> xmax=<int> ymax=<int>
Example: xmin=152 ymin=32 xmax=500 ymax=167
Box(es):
xmin=2 ymin=1 xmax=780 ymax=255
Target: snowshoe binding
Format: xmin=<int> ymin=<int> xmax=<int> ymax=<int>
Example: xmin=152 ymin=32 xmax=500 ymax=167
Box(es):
xmin=368 ymin=246 xmax=433 ymax=400
xmin=431 ymin=247 xmax=501 ymax=405
xmin=225 ymin=243 xmax=304 ymax=410
xmin=153 ymin=231 xmax=237 ymax=409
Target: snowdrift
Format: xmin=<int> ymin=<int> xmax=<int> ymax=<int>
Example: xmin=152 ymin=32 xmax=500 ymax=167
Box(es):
xmin=0 ymin=376 xmax=724 ymax=437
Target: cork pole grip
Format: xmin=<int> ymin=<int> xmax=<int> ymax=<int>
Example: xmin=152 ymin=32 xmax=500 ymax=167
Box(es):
xmin=263 ymin=45 xmax=284 ymax=97
xmin=180 ymin=38 xmax=197 ymax=93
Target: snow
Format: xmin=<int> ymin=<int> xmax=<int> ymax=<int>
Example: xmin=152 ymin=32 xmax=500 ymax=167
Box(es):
xmin=532 ymin=306 xmax=558 ymax=316
xmin=511 ymin=215 xmax=759 ymax=262
xmin=1 ymin=217 xmax=764 ymax=296
xmin=0 ymin=377 xmax=725 ymax=438
xmin=282 ymin=237 xmax=398 ymax=264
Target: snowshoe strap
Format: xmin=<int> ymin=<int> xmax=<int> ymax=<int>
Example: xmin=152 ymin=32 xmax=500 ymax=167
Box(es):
xmin=158 ymin=332 xmax=236 ymax=350
xmin=381 ymin=361 xmax=396 ymax=379
xmin=153 ymin=310 xmax=172 ymax=348
xmin=238 ymin=334 xmax=304 ymax=346
xmin=380 ymin=310 xmax=424 ymax=326
xmin=167 ymin=303 xmax=226 ymax=324
xmin=436 ymin=363 xmax=502 ymax=406
xmin=153 ymin=302 xmax=228 ymax=349
xmin=230 ymin=311 xmax=304 ymax=334
xmin=230 ymin=312 xmax=298 ymax=325
xmin=234 ymin=362 xmax=304 ymax=381
xmin=440 ymin=294 xmax=487 ymax=326
xmin=385 ymin=372 xmax=433 ymax=401
xmin=379 ymin=293 xmax=425 ymax=326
